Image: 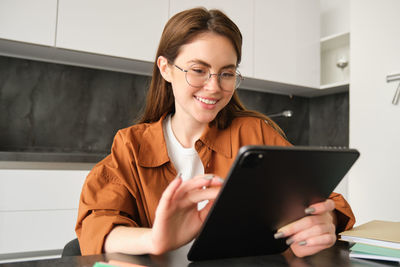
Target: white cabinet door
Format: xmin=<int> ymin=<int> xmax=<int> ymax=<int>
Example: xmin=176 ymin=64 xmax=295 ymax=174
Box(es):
xmin=0 ymin=169 xmax=88 ymax=253
xmin=254 ymin=0 xmax=320 ymax=88
xmin=169 ymin=0 xmax=254 ymax=78
xmin=56 ymin=0 xmax=169 ymax=62
xmin=0 ymin=0 xmax=57 ymax=46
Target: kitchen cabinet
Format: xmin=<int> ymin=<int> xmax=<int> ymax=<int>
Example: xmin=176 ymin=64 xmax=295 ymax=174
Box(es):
xmin=0 ymin=0 xmax=57 ymax=46
xmin=319 ymin=0 xmax=350 ymax=90
xmin=56 ymin=0 xmax=169 ymax=62
xmin=170 ymin=0 xmax=321 ymax=90
xmin=169 ymin=0 xmax=254 ymax=78
xmin=254 ymin=0 xmax=320 ymax=88
xmin=0 ymin=0 xmax=330 ymax=96
xmin=0 ymin=170 xmax=87 ymax=255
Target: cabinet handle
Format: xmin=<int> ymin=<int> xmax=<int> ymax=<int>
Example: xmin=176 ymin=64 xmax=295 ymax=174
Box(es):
xmin=386 ymin=73 xmax=400 ymax=105
xmin=392 ymin=83 xmax=400 ymax=105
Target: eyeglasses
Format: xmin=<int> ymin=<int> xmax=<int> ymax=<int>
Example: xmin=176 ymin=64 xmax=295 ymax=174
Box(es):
xmin=174 ymin=64 xmax=243 ymax=92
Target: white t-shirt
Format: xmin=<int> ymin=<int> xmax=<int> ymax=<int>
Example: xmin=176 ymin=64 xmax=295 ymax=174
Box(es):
xmin=162 ymin=115 xmax=205 ymax=181
xmin=163 ymin=115 xmax=207 ymax=210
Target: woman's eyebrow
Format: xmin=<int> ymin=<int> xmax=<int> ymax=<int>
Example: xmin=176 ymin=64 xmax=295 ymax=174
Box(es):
xmin=187 ymin=59 xmax=211 ymax=67
xmin=187 ymin=59 xmax=236 ymax=70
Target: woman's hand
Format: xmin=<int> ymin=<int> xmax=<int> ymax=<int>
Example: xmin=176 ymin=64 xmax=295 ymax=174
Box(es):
xmin=150 ymin=174 xmax=224 ymax=255
xmin=274 ymin=199 xmax=337 ymax=257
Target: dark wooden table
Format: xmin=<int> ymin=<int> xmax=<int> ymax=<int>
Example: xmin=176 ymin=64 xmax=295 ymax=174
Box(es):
xmin=1 ymin=241 xmax=398 ymax=267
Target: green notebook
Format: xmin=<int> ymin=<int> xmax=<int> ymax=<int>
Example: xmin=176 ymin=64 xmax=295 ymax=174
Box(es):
xmin=93 ymin=262 xmax=118 ymax=267
xmin=350 ymin=243 xmax=400 ymax=262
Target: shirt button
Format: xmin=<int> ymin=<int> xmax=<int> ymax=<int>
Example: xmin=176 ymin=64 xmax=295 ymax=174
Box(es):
xmin=195 ymin=140 xmax=202 ymax=150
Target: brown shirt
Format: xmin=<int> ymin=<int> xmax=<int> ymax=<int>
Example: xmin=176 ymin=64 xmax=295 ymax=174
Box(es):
xmin=76 ymin=115 xmax=356 ymax=255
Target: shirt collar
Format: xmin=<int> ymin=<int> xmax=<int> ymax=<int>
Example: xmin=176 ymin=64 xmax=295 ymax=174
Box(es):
xmin=137 ymin=114 xmax=170 ymax=167
xmin=199 ymin=123 xmax=232 ymax=159
xmin=138 ymin=114 xmax=232 ymax=167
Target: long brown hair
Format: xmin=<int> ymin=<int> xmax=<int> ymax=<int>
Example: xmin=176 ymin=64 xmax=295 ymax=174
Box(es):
xmin=137 ymin=7 xmax=285 ymax=137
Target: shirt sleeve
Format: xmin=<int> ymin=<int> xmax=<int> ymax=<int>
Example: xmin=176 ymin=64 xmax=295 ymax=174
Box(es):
xmin=260 ymin=119 xmax=292 ymax=147
xmin=75 ymin=131 xmax=141 ymax=255
xmin=329 ymin=192 xmax=356 ymax=232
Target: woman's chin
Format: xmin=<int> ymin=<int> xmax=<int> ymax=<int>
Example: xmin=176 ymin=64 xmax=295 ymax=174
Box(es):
xmin=194 ymin=113 xmax=218 ymax=124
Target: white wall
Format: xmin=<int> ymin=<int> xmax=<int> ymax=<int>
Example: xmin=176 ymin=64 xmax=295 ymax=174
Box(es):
xmin=349 ymin=0 xmax=400 ymax=225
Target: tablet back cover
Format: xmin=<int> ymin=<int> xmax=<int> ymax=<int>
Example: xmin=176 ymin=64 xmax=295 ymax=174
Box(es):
xmin=187 ymin=145 xmax=360 ymax=261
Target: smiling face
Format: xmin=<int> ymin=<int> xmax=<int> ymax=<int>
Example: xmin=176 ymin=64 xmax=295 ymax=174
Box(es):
xmin=159 ymin=32 xmax=238 ymax=127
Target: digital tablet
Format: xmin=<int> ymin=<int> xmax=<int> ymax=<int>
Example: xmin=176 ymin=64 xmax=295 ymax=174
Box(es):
xmin=187 ymin=145 xmax=360 ymax=261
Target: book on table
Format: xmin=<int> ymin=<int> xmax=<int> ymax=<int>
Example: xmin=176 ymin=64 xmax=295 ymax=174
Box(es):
xmin=349 ymin=243 xmax=400 ymax=263
xmin=340 ymin=220 xmax=400 ymax=249
xmin=340 ymin=220 xmax=400 ymax=262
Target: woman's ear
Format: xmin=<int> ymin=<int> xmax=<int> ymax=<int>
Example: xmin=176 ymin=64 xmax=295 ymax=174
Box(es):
xmin=157 ymin=56 xmax=171 ymax=82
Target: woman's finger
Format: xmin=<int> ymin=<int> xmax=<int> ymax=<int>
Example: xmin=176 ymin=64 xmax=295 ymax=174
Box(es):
xmin=186 ymin=186 xmax=221 ymax=204
xmin=210 ymin=177 xmax=225 ymax=187
xmin=156 ymin=176 xmax=183 ymax=211
xmin=275 ymin=212 xmax=332 ymax=238
xmin=305 ymin=199 xmax=335 ymax=215
xmin=172 ymin=175 xmax=212 ymax=201
xmin=293 ymin=233 xmax=336 ymax=248
xmin=173 ymin=174 xmax=223 ymax=200
xmin=285 ymin=222 xmax=335 ymax=245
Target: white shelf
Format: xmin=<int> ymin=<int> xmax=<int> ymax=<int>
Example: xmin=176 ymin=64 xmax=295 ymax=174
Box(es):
xmin=0 ymin=38 xmax=153 ymax=77
xmin=320 ymin=31 xmax=350 ymax=87
xmin=321 ymin=32 xmax=350 ymax=52
xmin=320 ymin=81 xmax=349 ymax=90
xmin=320 ymin=31 xmax=349 ymax=42
xmin=319 ymin=81 xmax=349 ymax=96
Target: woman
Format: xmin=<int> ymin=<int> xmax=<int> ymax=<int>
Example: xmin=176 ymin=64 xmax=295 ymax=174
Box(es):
xmin=76 ymin=7 xmax=355 ymax=257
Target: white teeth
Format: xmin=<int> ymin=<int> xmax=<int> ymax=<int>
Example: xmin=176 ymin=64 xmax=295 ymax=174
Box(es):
xmin=196 ymin=96 xmax=217 ymax=105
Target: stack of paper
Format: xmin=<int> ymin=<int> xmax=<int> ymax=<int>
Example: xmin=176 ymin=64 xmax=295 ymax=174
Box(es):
xmin=340 ymin=220 xmax=400 ymax=263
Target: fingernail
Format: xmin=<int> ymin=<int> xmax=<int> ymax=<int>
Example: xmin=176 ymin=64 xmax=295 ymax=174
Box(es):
xmin=298 ymin=241 xmax=307 ymax=246
xmin=286 ymin=238 xmax=294 ymax=246
xmin=274 ymin=232 xmax=285 ymax=239
xmin=305 ymin=207 xmax=316 ymax=215
xmin=217 ymin=177 xmax=224 ymax=183
xmin=204 ymin=174 xmax=215 ymax=180
xmin=175 ymin=173 xmax=182 ymax=180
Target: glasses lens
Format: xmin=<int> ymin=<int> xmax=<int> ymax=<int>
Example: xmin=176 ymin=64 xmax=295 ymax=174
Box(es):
xmin=219 ymin=70 xmax=239 ymax=92
xmin=186 ymin=64 xmax=242 ymax=91
xmin=234 ymin=72 xmax=243 ymax=89
xmin=186 ymin=65 xmax=209 ymax=87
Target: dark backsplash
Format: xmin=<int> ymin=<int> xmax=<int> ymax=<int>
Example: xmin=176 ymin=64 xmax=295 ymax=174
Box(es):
xmin=309 ymin=92 xmax=349 ymax=146
xmin=0 ymin=56 xmax=349 ymax=162
xmin=236 ymin=90 xmax=310 ymax=145
xmin=237 ymin=90 xmax=349 ymax=147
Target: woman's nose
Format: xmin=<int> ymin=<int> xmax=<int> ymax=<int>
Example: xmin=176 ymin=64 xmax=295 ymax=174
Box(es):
xmin=203 ymin=74 xmax=221 ymax=91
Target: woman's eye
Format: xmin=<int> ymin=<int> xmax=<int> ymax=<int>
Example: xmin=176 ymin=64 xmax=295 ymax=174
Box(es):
xmin=220 ymin=72 xmax=235 ymax=78
xmin=191 ymin=68 xmax=207 ymax=74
